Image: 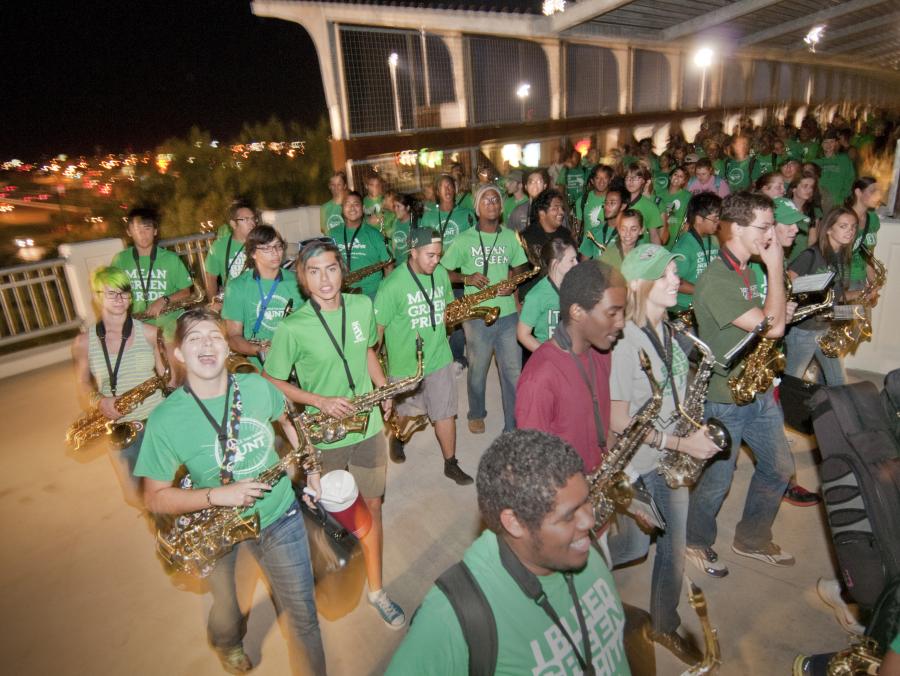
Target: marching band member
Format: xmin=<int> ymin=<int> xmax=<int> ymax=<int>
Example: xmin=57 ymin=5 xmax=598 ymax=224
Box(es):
xmin=329 ymin=191 xmax=392 ymax=300
xmin=204 ymin=199 xmax=257 ymax=305
xmin=669 ymin=192 xmax=722 ymax=318
xmin=320 ymin=171 xmax=348 ymax=234
xmin=516 ymin=233 xmax=578 ymax=352
xmin=221 ymin=225 xmax=304 ymax=372
xmin=579 ymin=186 xmax=626 ymax=260
xmin=374 ymin=227 xmax=474 ymax=484
xmin=71 ymin=265 xmax=169 ymax=507
xmin=136 ymin=308 xmax=325 ymax=675
xmin=264 ymin=238 xmax=406 ymax=629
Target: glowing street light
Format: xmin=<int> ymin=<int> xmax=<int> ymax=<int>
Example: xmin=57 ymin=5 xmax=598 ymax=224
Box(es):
xmin=693 ymin=46 xmax=715 ymax=109
xmin=387 ymin=52 xmax=402 ymax=132
xmin=804 ymin=25 xmax=826 ymax=53
xmin=516 ymin=83 xmax=531 ymax=99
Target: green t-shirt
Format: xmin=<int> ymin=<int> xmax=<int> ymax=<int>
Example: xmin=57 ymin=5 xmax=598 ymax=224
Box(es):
xmin=694 ymin=257 xmax=767 ymax=404
xmin=387 ymin=530 xmax=629 ymax=676
xmin=671 ymin=230 xmax=718 ymax=312
xmin=374 ymin=263 xmax=453 ymax=377
xmin=656 ymin=189 xmax=691 ymax=248
xmin=134 ymin=373 xmax=293 ymax=530
xmin=388 ymin=219 xmax=412 ymax=265
xmin=519 ymin=276 xmax=560 ymax=345
xmin=111 ymin=245 xmax=193 ymax=336
xmin=363 ymin=195 xmax=383 ymax=217
xmin=556 ymin=165 xmax=587 ymax=206
xmin=420 ymin=206 xmax=476 ymax=250
xmin=711 ymin=158 xmax=726 ymax=177
xmin=814 ymin=153 xmax=856 ymax=208
xmin=629 ymin=195 xmax=662 ymax=244
xmin=800 ymin=140 xmax=821 ymax=161
xmin=441 ymin=226 xmax=528 ymax=319
xmin=579 ymin=223 xmax=617 ymax=260
xmin=502 ymin=195 xmax=528 ymax=226
xmin=725 ymin=157 xmax=752 ymax=192
xmin=328 ymin=223 xmax=391 ymax=299
xmin=204 ymin=233 xmax=247 ymax=283
xmin=851 ymin=210 xmax=881 ymax=282
xmin=598 ymin=243 xmax=625 ymax=271
xmin=652 ymin=170 xmax=670 ymax=194
xmin=321 ymin=200 xmax=345 ymax=233
xmin=574 ymin=192 xmax=606 ymax=232
xmin=456 ymin=192 xmax=475 ymax=213
xmin=264 ymin=293 xmax=383 ymax=450
xmin=221 ymin=270 xmax=305 ymax=370
xmin=750 ymin=153 xmax=777 ymax=182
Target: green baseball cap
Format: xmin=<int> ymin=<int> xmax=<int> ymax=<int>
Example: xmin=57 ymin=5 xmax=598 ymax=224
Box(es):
xmin=773 ymin=198 xmax=805 ymax=226
xmin=409 ymin=227 xmax=442 ymax=249
xmin=621 ymin=243 xmax=684 ymax=282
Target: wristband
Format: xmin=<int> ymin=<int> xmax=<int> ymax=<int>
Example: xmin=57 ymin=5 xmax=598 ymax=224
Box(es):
xmin=206 ymin=488 xmax=214 ymax=507
xmin=162 ymin=295 xmax=171 ymax=308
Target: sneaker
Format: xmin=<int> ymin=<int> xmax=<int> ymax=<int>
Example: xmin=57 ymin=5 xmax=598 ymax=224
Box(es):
xmin=816 ymin=578 xmax=865 ymax=634
xmin=217 ymin=646 xmax=253 ymax=674
xmin=686 ymin=546 xmax=729 ymax=578
xmin=792 ymin=652 xmax=834 ymax=676
xmin=731 ymin=541 xmax=795 ymax=567
xmin=468 ymin=418 xmax=485 ymax=434
xmin=367 ymin=589 xmax=406 ymax=629
xmin=784 ymin=484 xmax=822 ymax=506
xmin=389 ymin=436 xmax=406 ymax=463
xmin=648 ymin=629 xmax=703 ymax=666
xmin=444 ymin=457 xmax=474 ymax=485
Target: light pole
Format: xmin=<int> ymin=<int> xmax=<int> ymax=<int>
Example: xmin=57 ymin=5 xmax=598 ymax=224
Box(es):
xmin=694 ymin=47 xmax=714 ymax=110
xmin=388 ymin=52 xmax=402 ymax=133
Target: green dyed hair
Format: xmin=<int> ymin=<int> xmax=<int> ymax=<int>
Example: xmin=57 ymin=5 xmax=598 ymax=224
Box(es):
xmin=90 ymin=266 xmax=132 ymax=295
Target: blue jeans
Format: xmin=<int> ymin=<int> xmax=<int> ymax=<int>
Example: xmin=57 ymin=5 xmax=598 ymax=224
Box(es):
xmin=784 ymin=327 xmax=846 ymax=386
xmin=449 ymin=287 xmax=467 ymax=365
xmin=686 ymin=390 xmax=795 ymax=551
xmin=608 ymin=471 xmax=689 ymax=634
xmin=462 ymin=312 xmax=521 ymax=432
xmin=207 ymin=502 xmax=326 ymax=675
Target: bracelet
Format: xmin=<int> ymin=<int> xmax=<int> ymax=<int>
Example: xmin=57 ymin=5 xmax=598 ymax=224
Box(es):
xmin=464 ymin=275 xmax=469 ymax=286
xmin=659 ymin=432 xmax=668 ymax=452
xmin=205 ymin=488 xmax=214 ymax=507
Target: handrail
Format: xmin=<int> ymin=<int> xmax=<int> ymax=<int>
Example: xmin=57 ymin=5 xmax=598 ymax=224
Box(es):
xmin=0 ymin=258 xmax=80 ymax=347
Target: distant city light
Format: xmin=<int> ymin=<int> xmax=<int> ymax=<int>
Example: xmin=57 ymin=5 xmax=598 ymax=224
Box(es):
xmin=804 ymin=25 xmax=826 ymax=52
xmin=516 ymin=82 xmax=531 ymax=99
xmin=388 ymin=52 xmax=399 ymax=67
xmin=542 ymin=0 xmax=565 ymax=16
xmin=693 ymin=46 xmax=714 ymax=69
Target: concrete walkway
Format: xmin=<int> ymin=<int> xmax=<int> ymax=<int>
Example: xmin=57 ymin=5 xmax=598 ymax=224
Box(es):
xmin=1 ymin=359 xmax=869 ymax=675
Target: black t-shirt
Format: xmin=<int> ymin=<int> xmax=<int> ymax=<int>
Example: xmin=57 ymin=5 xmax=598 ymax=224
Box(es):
xmin=788 ymin=246 xmax=848 ymax=330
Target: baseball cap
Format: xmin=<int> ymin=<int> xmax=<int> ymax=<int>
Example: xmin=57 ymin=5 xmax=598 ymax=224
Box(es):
xmin=773 ymin=198 xmax=805 ymax=225
xmin=408 ymin=227 xmax=442 ymax=249
xmin=684 ymin=153 xmax=700 ymax=164
xmin=621 ymin=243 xmax=685 ymax=282
xmin=506 ymin=169 xmax=524 ymax=184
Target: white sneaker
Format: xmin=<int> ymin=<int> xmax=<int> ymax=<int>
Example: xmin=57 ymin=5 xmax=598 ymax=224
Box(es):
xmin=816 ymin=578 xmax=864 ymax=634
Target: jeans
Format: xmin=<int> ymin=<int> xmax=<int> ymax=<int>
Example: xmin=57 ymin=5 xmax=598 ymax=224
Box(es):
xmin=686 ymin=389 xmax=795 ymax=551
xmin=449 ymin=287 xmax=467 ymax=365
xmin=784 ymin=327 xmax=846 ymax=386
xmin=462 ymin=312 xmax=521 ymax=432
xmin=207 ymin=502 xmax=326 ymax=675
xmin=608 ymin=472 xmax=689 ymax=634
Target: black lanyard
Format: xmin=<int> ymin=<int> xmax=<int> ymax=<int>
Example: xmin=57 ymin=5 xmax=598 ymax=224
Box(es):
xmin=310 ymin=298 xmax=356 ymax=395
xmin=438 ymin=206 xmax=456 ymax=239
xmin=689 ymin=228 xmax=712 ymax=266
xmin=132 ymin=245 xmax=157 ymax=300
xmin=601 ymin=221 xmax=616 ymax=246
xmin=407 ymin=261 xmax=437 ymax=331
xmin=184 ymin=375 xmax=240 ymax=484
xmin=497 ymin=537 xmax=595 ymax=675
xmin=555 ymin=321 xmax=606 ymax=452
xmin=476 ymin=226 xmax=502 ymax=277
xmin=343 ymin=226 xmax=362 ymax=270
xmin=223 ymin=235 xmax=244 ymax=285
xmin=96 ymin=316 xmax=134 ymax=397
xmin=640 ymin=321 xmax=680 ymax=411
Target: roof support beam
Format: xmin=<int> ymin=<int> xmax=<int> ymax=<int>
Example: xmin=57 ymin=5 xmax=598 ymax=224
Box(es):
xmin=546 ymin=0 xmax=636 ymax=33
xmin=660 ymin=0 xmax=784 ymax=41
xmin=789 ymin=12 xmax=900 ymax=51
xmin=820 ymin=27 xmax=900 ymax=55
xmin=739 ymin=0 xmax=888 ymax=47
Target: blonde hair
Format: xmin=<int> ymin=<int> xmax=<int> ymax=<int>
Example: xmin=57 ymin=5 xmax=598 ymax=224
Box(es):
xmin=625 ymin=278 xmax=654 ymax=326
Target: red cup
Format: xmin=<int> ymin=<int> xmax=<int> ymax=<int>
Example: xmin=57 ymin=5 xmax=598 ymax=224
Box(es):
xmin=318 ymin=470 xmax=372 ymax=539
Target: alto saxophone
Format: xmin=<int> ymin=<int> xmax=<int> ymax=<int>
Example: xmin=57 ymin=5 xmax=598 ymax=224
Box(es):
xmin=67 ymin=329 xmax=170 ymax=450
xmin=343 ymin=259 xmax=393 ymax=290
xmin=681 ymin=581 xmax=721 ymax=675
xmin=587 ymin=350 xmax=662 ymax=526
xmin=156 ymin=411 xmax=322 ymax=578
xmin=727 ymin=312 xmax=782 ymax=406
xmin=444 ymin=266 xmax=540 ymax=330
xmin=658 ymin=324 xmax=731 ymax=488
xmin=826 ymin=636 xmax=882 ymax=676
xmin=584 ymin=229 xmax=607 ymax=256
xmin=132 ymin=281 xmax=207 ymax=320
xmin=301 ymin=337 xmax=425 ymax=445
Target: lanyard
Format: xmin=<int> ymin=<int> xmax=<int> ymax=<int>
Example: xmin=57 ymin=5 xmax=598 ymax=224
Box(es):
xmin=184 ymin=375 xmax=242 ymax=484
xmin=689 ymin=228 xmax=712 ymax=266
xmin=600 ymin=221 xmax=616 ymax=246
xmin=719 ymin=246 xmax=752 ymax=298
xmin=438 ymin=206 xmax=456 ymax=239
xmin=343 ymin=226 xmax=362 ymax=270
xmin=640 ymin=321 xmax=680 ymax=412
xmin=555 ymin=321 xmax=606 ymax=452
xmin=497 ymin=537 xmax=594 ymax=675
xmin=132 ymin=245 xmax=157 ymax=300
xmin=406 ymin=261 xmax=437 ymax=331
xmin=310 ymin=298 xmax=356 ymax=395
xmin=476 ymin=226 xmax=502 ymax=277
xmin=96 ymin=316 xmax=134 ymax=397
xmin=224 ymin=235 xmax=245 ymax=284
xmin=251 ymin=271 xmax=283 ymax=337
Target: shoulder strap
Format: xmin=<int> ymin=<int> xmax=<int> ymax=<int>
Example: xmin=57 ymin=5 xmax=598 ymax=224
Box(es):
xmin=579 ymin=190 xmax=590 ymax=217
xmin=435 ymin=562 xmax=497 ymax=676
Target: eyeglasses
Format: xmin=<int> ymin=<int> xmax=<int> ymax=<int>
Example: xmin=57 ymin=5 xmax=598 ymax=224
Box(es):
xmin=102 ymin=290 xmax=131 ymax=300
xmin=256 ymin=243 xmax=285 ymax=255
xmin=481 ymin=196 xmax=501 ymax=205
xmin=299 ymin=236 xmax=336 ymax=251
xmin=234 ymin=216 xmax=258 ymax=224
xmin=701 ymin=214 xmax=721 ymax=224
xmin=747 ymin=222 xmax=776 ymax=231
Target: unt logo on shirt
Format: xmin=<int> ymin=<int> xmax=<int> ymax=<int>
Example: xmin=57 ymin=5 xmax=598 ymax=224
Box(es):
xmin=212 ymin=417 xmax=274 ymax=477
xmin=351 ymin=320 xmax=365 ymax=343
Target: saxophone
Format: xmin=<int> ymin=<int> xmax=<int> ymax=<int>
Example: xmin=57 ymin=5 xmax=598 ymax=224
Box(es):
xmin=587 ymin=350 xmax=662 ymax=526
xmin=156 ymin=411 xmax=322 ymax=578
xmin=826 ymin=637 xmax=882 ymax=675
xmin=444 ymin=266 xmax=540 ymax=329
xmin=132 ymin=282 xmax=207 ymax=320
xmin=301 ymin=337 xmax=425 ymax=445
xmin=226 ymin=300 xmax=294 ymax=375
xmin=818 ymin=246 xmax=886 ymax=358
xmin=343 ymin=259 xmax=393 ymax=289
xmin=658 ymin=324 xmax=731 ymax=488
xmin=584 ymin=229 xmax=607 ymax=256
xmin=727 ymin=312 xmax=782 ymax=406
xmin=66 ymin=328 xmax=170 ymax=450
xmin=681 ymin=581 xmax=721 ymax=676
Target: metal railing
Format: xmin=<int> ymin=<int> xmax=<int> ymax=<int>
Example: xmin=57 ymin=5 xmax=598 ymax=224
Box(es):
xmin=160 ymin=232 xmax=216 ymax=280
xmin=0 ymin=259 xmax=80 ymax=347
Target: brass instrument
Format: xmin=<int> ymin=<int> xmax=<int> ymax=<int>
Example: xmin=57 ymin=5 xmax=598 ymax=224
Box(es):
xmin=444 ymin=266 xmax=541 ymax=330
xmin=587 ymin=350 xmax=662 ymax=526
xmin=156 ymin=411 xmax=322 ymax=578
xmin=584 ymin=229 xmax=607 ymax=256
xmin=514 ymin=230 xmax=543 ymax=269
xmin=343 ymin=259 xmax=393 ymax=290
xmin=658 ymin=324 xmax=731 ymax=488
xmin=827 ymin=637 xmax=882 ymax=675
xmin=681 ymin=582 xmax=721 ymax=676
xmin=132 ymin=282 xmax=207 ymax=320
xmin=67 ymin=328 xmax=170 ymax=450
xmin=818 ymin=246 xmax=886 ymax=358
xmin=301 ymin=337 xmax=424 ymax=445
xmin=790 ymin=288 xmax=835 ymax=324
xmin=727 ymin=314 xmax=782 ymax=406
xmin=226 ymin=300 xmax=293 ymax=374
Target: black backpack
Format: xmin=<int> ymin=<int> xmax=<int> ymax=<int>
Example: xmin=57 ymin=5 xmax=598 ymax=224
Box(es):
xmin=810 ymin=376 xmax=900 ymax=612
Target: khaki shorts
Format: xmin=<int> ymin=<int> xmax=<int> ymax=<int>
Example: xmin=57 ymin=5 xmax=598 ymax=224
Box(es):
xmin=391 ymin=362 xmax=458 ymax=422
xmin=320 ymin=433 xmax=387 ymax=499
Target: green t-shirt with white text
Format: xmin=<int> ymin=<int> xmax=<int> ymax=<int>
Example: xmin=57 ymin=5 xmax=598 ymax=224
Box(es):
xmin=725 ymin=158 xmax=752 ymax=192
xmin=671 ymin=230 xmax=718 ymax=312
xmin=420 ymin=206 xmax=476 ymax=250
xmin=579 ymin=223 xmax=617 ymax=260
xmin=851 ymin=210 xmax=880 ymax=282
xmin=575 ymin=192 xmax=606 ymax=232
xmin=519 ymin=276 xmax=560 ymax=345
xmin=557 ymin=165 xmax=587 ymax=206
xmin=388 ymin=219 xmax=412 ymax=265
xmin=111 ymin=245 xmax=193 ymax=336
xmin=204 ymin=233 xmax=247 ymax=283
xmin=328 ymin=223 xmax=391 ymax=299
xmin=629 ymin=195 xmax=662 ymax=244
xmin=321 ymin=199 xmax=345 ymax=233
xmin=656 ymin=189 xmax=692 ymax=248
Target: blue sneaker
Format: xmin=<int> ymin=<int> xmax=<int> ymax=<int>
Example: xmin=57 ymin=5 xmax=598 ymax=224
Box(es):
xmin=368 ymin=589 xmax=406 ymax=629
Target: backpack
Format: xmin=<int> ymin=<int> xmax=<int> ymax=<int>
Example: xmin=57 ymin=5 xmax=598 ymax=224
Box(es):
xmin=810 ymin=378 xmax=900 ymax=612
xmin=882 ymin=369 xmax=900 ymax=445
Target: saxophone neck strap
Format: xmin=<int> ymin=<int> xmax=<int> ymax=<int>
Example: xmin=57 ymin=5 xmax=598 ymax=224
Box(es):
xmin=184 ymin=374 xmax=242 ymax=484
xmin=475 ymin=225 xmax=502 ymax=277
xmin=310 ymin=297 xmax=356 ymax=395
xmin=555 ymin=321 xmax=606 ymax=452
xmin=640 ymin=321 xmax=679 ymax=411
xmin=96 ymin=315 xmax=134 ymax=397
xmin=132 ymin=245 xmax=158 ymax=300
